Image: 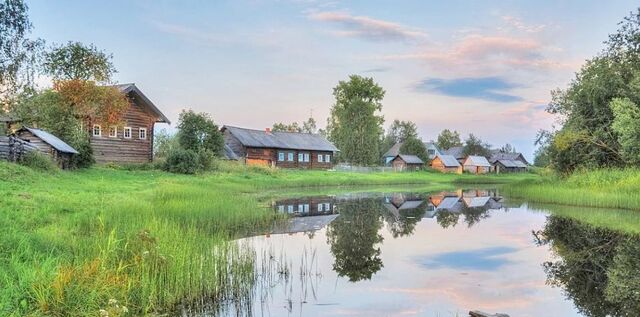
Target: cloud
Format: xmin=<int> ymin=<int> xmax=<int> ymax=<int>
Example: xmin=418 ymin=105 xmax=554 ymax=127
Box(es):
xmin=414 ymin=246 xmax=518 ymax=271
xmin=500 ymin=15 xmax=546 ymax=33
xmin=414 ymin=77 xmax=524 ymax=102
xmin=361 ymin=67 xmax=390 ymax=73
xmin=308 ymin=11 xmax=427 ymax=42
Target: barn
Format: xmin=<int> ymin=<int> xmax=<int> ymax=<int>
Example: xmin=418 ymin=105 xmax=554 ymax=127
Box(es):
xmin=430 ymin=154 xmax=462 ymax=174
xmin=222 ymin=125 xmax=338 ymax=169
xmin=462 ymin=155 xmax=492 ymax=174
xmin=390 ymin=154 xmax=424 ymax=171
xmin=15 ymin=127 xmax=79 ymax=168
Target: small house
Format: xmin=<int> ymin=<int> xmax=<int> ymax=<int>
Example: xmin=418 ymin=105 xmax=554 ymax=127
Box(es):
xmin=463 ymin=155 xmax=492 ymax=174
xmin=390 ymin=154 xmax=424 ymax=171
xmin=15 ymin=127 xmax=79 ymax=168
xmin=442 ymin=146 xmax=466 ymax=164
xmin=222 ymin=125 xmax=338 ymax=169
xmin=430 ymin=154 xmax=462 ymax=174
xmin=382 ymin=142 xmax=403 ymax=165
xmin=424 ymin=142 xmax=441 ymax=160
xmin=489 ymin=151 xmax=530 ymax=166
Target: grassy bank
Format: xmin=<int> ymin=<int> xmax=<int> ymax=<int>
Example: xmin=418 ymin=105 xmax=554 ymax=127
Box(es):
xmin=504 ymin=168 xmax=640 ymax=210
xmin=0 ymin=161 xmax=534 ymax=316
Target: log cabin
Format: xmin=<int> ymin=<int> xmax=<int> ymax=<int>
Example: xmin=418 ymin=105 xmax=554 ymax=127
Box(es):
xmin=89 ymin=83 xmax=170 ymax=164
xmin=390 ymin=154 xmax=424 ymax=171
xmin=430 ymin=154 xmax=463 ymax=174
xmin=462 ymin=155 xmax=492 ymax=174
xmin=222 ymin=125 xmax=338 ymax=169
xmin=15 ymin=127 xmax=78 ymax=168
xmin=488 ymin=151 xmax=530 ymax=166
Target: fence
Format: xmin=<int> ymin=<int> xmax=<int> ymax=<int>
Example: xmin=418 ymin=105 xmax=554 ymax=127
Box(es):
xmin=0 ymin=136 xmax=38 ymax=162
xmin=334 ymin=163 xmax=394 ymax=173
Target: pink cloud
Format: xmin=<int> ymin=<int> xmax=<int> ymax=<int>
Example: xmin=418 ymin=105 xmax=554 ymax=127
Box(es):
xmin=308 ymin=11 xmax=427 ymax=42
xmin=500 ymin=15 xmax=547 ymax=33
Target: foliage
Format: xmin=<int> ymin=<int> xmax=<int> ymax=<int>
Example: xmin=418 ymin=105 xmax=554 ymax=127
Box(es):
xmin=43 ymin=41 xmax=116 ymax=83
xmin=610 ymin=97 xmax=640 ymax=165
xmin=176 ymin=110 xmax=224 ymax=155
xmin=327 ymin=75 xmax=385 ymax=165
xmin=301 ymin=117 xmax=317 ymax=133
xmin=18 ymin=150 xmax=57 ymax=171
xmin=53 ymin=79 xmax=129 ymax=126
xmin=436 ymin=129 xmax=462 ymax=150
xmin=399 ymin=136 xmax=429 ymax=163
xmin=272 ymin=116 xmax=318 ymax=133
xmin=380 ymin=119 xmax=419 ymax=157
xmin=153 ymin=129 xmax=179 ymax=161
xmin=533 ymin=144 xmax=551 ymax=167
xmin=163 ymin=148 xmax=198 ymax=174
xmin=68 ymin=132 xmax=95 ymax=168
xmin=499 ymin=143 xmax=516 ymax=153
xmin=462 ymin=133 xmax=491 ymax=157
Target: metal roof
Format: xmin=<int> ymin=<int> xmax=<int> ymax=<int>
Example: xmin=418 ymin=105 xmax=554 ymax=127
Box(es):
xmin=18 ymin=127 xmax=79 ymax=154
xmin=395 ymin=154 xmax=424 ymax=164
xmin=496 ymin=159 xmax=518 ymax=168
xmin=442 ymin=146 xmax=465 ymax=159
xmin=513 ymin=160 xmax=528 ymax=168
xmin=223 ymin=144 xmax=239 ymax=160
xmin=113 ymin=83 xmax=170 ymax=124
xmin=464 ymin=155 xmax=492 ymax=167
xmin=489 ymin=151 xmax=529 ymax=165
xmin=436 ymin=196 xmax=462 ymax=211
xmin=382 ymin=142 xmax=402 ymax=158
xmin=222 ymin=125 xmax=338 ymax=152
xmin=435 ymin=154 xmax=461 ymax=167
xmin=463 ymin=196 xmax=491 ymax=208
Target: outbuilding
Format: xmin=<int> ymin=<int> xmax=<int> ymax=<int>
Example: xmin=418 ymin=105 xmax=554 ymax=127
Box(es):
xmin=430 ymin=154 xmax=463 ymax=174
xmin=390 ymin=154 xmax=424 ymax=171
xmin=462 ymin=155 xmax=492 ymax=174
xmin=15 ymin=127 xmax=79 ymax=169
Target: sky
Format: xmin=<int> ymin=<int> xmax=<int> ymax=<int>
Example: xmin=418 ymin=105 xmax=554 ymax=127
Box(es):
xmin=26 ymin=0 xmax=640 ymax=160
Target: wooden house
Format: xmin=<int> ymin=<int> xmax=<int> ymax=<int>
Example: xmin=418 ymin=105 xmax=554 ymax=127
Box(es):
xmin=222 ymin=125 xmax=338 ymax=169
xmin=489 ymin=151 xmax=530 ymax=166
xmin=442 ymin=146 xmax=465 ymax=164
xmin=492 ymin=159 xmax=527 ymax=173
xmin=390 ymin=154 xmax=424 ymax=171
xmin=424 ymin=142 xmax=441 ymax=160
xmin=430 ymin=154 xmax=462 ymax=174
xmin=15 ymin=127 xmax=78 ymax=168
xmin=90 ymin=83 xmax=170 ymax=164
xmin=383 ymin=141 xmax=441 ymax=166
xmin=462 ymin=155 xmax=492 ymax=174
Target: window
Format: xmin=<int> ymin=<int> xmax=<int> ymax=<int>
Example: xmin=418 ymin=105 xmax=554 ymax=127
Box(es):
xmin=92 ymin=125 xmax=101 ymax=137
xmin=303 ymin=204 xmax=309 ymax=213
xmin=278 ymin=152 xmax=285 ymax=161
xmin=124 ymin=127 xmax=132 ymax=139
xmin=324 ymin=203 xmax=331 ymax=211
xmin=303 ymin=153 xmax=310 ymax=162
xmin=325 ymin=154 xmax=331 ymax=163
xmin=109 ymin=126 xmax=117 ymax=138
xmin=318 ymin=154 xmax=324 ymax=163
xmin=287 ymin=205 xmax=294 ymax=213
xmin=428 ymin=149 xmax=435 ymax=156
xmin=298 ymin=153 xmax=304 ymax=162
xmin=287 ymin=152 xmax=294 ymax=161
xmin=277 ymin=205 xmax=284 ymax=213
xmin=298 ymin=204 xmax=304 ymax=212
xmin=139 ymin=128 xmax=147 ymax=140
xmin=318 ymin=203 xmax=324 ymax=212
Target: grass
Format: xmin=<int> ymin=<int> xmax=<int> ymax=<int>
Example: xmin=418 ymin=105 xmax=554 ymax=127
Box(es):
xmin=504 ymin=168 xmax=640 ymax=211
xmin=0 ymin=161 xmax=535 ymax=316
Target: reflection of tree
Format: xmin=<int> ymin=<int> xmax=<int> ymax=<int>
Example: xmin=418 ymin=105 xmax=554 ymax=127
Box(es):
xmin=460 ymin=207 xmax=491 ymax=227
xmin=436 ymin=211 xmax=459 ymax=228
xmin=538 ymin=216 xmax=640 ymax=317
xmin=384 ymin=206 xmax=426 ymax=238
xmin=326 ymin=199 xmax=384 ymax=282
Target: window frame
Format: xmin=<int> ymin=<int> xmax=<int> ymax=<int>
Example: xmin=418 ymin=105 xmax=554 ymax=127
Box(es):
xmin=108 ymin=126 xmax=117 ymax=138
xmin=318 ymin=154 xmax=324 ymax=163
xmin=92 ymin=124 xmax=101 ymax=137
xmin=318 ymin=203 xmax=324 ymax=212
xmin=325 ymin=154 xmax=331 ymax=163
xmin=139 ymin=128 xmax=147 ymax=140
xmin=124 ymin=127 xmax=132 ymax=139
xmin=303 ymin=153 xmax=310 ymax=162
xmin=278 ymin=152 xmax=285 ymax=162
xmin=287 ymin=152 xmax=294 ymax=161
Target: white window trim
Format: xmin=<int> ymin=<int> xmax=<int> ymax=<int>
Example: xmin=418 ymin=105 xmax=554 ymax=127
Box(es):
xmin=298 ymin=153 xmax=304 ymax=162
xmin=139 ymin=128 xmax=147 ymax=140
xmin=109 ymin=126 xmax=117 ymax=138
xmin=318 ymin=203 xmax=324 ymax=212
xmin=325 ymin=154 xmax=331 ymax=163
xmin=318 ymin=154 xmax=324 ymax=163
xmin=303 ymin=153 xmax=310 ymax=162
xmin=288 ymin=152 xmax=294 ymax=162
xmin=124 ymin=127 xmax=132 ymax=139
xmin=92 ymin=124 xmax=101 ymax=137
xmin=278 ymin=152 xmax=285 ymax=161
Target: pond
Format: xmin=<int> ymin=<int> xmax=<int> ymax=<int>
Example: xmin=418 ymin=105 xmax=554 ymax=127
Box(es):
xmin=205 ymin=188 xmax=640 ymax=317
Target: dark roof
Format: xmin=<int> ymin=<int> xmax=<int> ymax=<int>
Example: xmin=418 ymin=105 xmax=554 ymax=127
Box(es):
xmin=394 ymin=154 xmax=424 ymax=165
xmin=489 ymin=151 xmax=529 ymax=165
xmin=495 ymin=159 xmax=518 ymax=168
xmin=435 ymin=154 xmax=461 ymax=167
xmin=222 ymin=125 xmax=338 ymax=152
xmin=382 ymin=142 xmax=402 ymax=158
xmin=464 ymin=155 xmax=491 ymax=167
xmin=223 ymin=144 xmax=239 ymax=160
xmin=423 ymin=141 xmax=440 ymax=151
xmin=442 ymin=146 xmax=465 ymax=159
xmin=513 ymin=160 xmax=528 ymax=168
xmin=113 ymin=83 xmax=170 ymax=124
xmin=18 ymin=127 xmax=79 ymax=154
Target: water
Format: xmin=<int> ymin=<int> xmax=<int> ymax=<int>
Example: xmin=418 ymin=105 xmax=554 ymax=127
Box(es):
xmin=212 ymin=189 xmax=640 ymax=317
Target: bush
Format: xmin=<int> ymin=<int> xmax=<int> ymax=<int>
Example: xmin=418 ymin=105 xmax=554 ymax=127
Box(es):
xmin=19 ymin=151 xmax=58 ymax=172
xmin=68 ymin=134 xmax=95 ymax=168
xmin=163 ymin=148 xmax=198 ymax=174
xmin=196 ymin=149 xmax=215 ymax=171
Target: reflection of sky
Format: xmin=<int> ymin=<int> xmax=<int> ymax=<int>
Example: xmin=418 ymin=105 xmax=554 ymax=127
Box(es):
xmin=234 ymin=202 xmax=583 ymax=317
xmin=415 ymin=246 xmax=517 ymax=271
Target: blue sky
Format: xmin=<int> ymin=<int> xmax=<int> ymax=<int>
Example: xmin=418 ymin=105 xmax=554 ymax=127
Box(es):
xmin=27 ymin=0 xmax=639 ymax=160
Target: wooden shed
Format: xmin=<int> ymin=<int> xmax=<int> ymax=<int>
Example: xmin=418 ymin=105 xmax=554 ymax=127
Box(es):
xmin=430 ymin=154 xmax=462 ymax=174
xmin=391 ymin=154 xmax=424 ymax=171
xmin=462 ymin=155 xmax=492 ymax=174
xmin=15 ymin=127 xmax=79 ymax=169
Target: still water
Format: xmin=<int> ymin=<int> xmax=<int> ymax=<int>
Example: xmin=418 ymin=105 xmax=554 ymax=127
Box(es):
xmin=215 ymin=189 xmax=640 ymax=317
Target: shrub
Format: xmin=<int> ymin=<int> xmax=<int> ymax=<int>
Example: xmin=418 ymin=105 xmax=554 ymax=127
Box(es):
xmin=68 ymin=134 xmax=95 ymax=168
xmin=196 ymin=149 xmax=215 ymax=171
xmin=163 ymin=148 xmax=198 ymax=174
xmin=19 ymin=151 xmax=58 ymax=172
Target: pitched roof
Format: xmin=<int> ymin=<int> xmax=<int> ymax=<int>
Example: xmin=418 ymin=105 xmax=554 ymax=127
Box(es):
xmin=113 ymin=83 xmax=170 ymax=124
xmin=223 ymin=144 xmax=239 ymax=160
xmin=463 ymin=196 xmax=491 ymax=208
xmin=464 ymin=155 xmax=491 ymax=167
xmin=435 ymin=154 xmax=461 ymax=167
xmin=18 ymin=127 xmax=79 ymax=154
xmin=442 ymin=146 xmax=465 ymax=159
xmin=496 ymin=159 xmax=518 ymax=168
xmin=423 ymin=141 xmax=440 ymax=151
xmin=222 ymin=125 xmax=338 ymax=152
xmin=394 ymin=154 xmax=424 ymax=164
xmin=489 ymin=151 xmax=529 ymax=165
xmin=436 ymin=196 xmax=462 ymax=211
xmin=382 ymin=142 xmax=402 ymax=158
xmin=513 ymin=160 xmax=528 ymax=168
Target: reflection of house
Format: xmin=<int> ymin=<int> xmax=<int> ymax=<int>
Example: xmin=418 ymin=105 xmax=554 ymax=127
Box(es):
xmin=463 ymin=156 xmax=492 ymax=174
xmin=430 ymin=154 xmax=462 ymax=174
xmin=270 ymin=214 xmax=339 ymax=235
xmin=15 ymin=127 xmax=79 ymax=169
xmin=426 ymin=189 xmax=503 ymax=218
xmin=274 ymin=197 xmax=336 ymax=216
xmin=383 ymin=194 xmax=425 ymax=219
xmin=462 ymin=196 xmax=492 ymax=208
xmin=391 ymin=154 xmax=424 ymax=171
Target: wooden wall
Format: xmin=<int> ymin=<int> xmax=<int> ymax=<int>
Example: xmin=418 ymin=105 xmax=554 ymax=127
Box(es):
xmin=430 ymin=157 xmax=462 ymax=174
xmin=240 ymin=146 xmax=334 ymax=169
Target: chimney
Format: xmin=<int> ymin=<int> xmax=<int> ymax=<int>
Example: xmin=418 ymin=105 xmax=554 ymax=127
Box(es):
xmin=265 ymin=127 xmax=271 ymax=133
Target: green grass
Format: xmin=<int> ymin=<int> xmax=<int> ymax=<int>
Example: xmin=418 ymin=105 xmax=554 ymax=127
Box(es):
xmin=504 ymin=168 xmax=640 ymax=210
xmin=0 ymin=161 xmax=535 ymax=316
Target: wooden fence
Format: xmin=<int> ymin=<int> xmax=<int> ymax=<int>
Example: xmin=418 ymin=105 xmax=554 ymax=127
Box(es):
xmin=0 ymin=136 xmax=38 ymax=162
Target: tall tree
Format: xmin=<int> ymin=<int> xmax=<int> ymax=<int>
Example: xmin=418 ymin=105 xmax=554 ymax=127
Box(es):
xmin=499 ymin=143 xmax=516 ymax=153
xmin=462 ymin=133 xmax=491 ymax=157
xmin=177 ymin=110 xmax=224 ymax=155
xmin=399 ymin=136 xmax=429 ymax=163
xmin=380 ymin=119 xmax=419 ymax=156
xmin=43 ymin=42 xmax=116 ymax=83
xmin=436 ymin=129 xmax=462 ymax=150
xmin=327 ymin=75 xmax=385 ymax=165
xmin=610 ymin=97 xmax=640 ymax=165
xmin=302 ymin=117 xmax=317 ymax=133
xmin=272 ymin=122 xmax=301 ymax=132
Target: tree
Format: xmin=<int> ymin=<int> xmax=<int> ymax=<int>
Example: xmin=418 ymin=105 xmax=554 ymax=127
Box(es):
xmin=436 ymin=129 xmax=462 ymax=150
xmin=43 ymin=41 xmax=116 ymax=83
xmin=380 ymin=120 xmax=419 ymax=156
xmin=462 ymin=134 xmax=491 ymax=157
xmin=0 ymin=0 xmax=43 ymax=104
xmin=272 ymin=122 xmax=301 ymax=132
xmin=301 ymin=117 xmax=317 ymax=133
xmin=610 ymin=98 xmax=640 ymax=165
xmin=399 ymin=136 xmax=429 ymax=163
xmin=327 ymin=75 xmax=385 ymax=165
xmin=499 ymin=143 xmax=516 ymax=153
xmin=154 ymin=129 xmax=179 ymax=160
xmin=176 ymin=110 xmax=224 ymax=155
